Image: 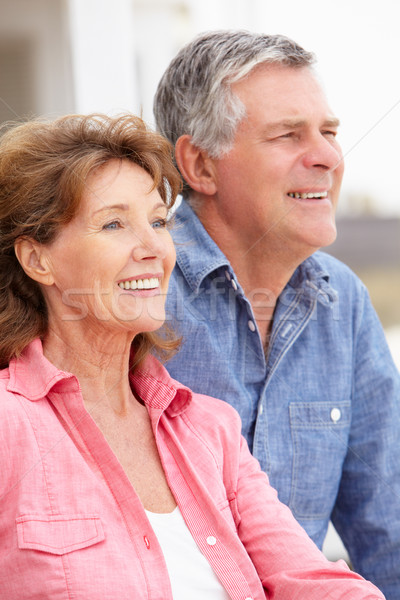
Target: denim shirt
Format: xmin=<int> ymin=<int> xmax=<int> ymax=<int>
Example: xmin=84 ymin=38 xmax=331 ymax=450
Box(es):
xmin=165 ymin=200 xmax=400 ymax=598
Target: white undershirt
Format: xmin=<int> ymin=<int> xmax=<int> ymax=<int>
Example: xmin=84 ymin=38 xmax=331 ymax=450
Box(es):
xmin=145 ymin=506 xmax=231 ymax=600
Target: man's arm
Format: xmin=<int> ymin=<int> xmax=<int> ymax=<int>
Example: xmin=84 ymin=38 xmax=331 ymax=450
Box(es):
xmin=332 ymin=284 xmax=400 ymax=597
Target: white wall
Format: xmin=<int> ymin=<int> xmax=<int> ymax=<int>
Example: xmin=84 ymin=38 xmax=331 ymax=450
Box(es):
xmin=0 ymin=0 xmax=74 ymax=119
xmin=67 ymin=0 xmax=138 ymax=114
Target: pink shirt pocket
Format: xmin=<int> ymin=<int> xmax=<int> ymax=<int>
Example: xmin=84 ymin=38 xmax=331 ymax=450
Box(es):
xmin=16 ymin=514 xmax=105 ymax=555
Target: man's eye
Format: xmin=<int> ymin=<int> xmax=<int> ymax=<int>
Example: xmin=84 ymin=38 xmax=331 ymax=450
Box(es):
xmin=103 ymin=220 xmax=121 ymax=231
xmin=323 ymin=130 xmax=337 ymax=138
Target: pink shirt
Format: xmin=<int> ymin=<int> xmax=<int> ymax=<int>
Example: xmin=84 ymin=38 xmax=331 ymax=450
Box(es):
xmin=0 ymin=339 xmax=384 ymax=599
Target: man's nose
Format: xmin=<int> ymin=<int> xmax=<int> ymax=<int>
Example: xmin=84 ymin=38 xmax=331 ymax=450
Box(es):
xmin=302 ymin=132 xmax=343 ymax=172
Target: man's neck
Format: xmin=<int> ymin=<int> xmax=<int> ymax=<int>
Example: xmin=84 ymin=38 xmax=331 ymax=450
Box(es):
xmin=192 ymin=196 xmax=311 ymax=343
xmin=225 ymin=246 xmax=298 ymax=345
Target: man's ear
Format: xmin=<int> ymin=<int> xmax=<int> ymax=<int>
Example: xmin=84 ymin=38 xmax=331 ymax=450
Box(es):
xmin=14 ymin=238 xmax=55 ymax=286
xmin=175 ymin=135 xmax=217 ymax=196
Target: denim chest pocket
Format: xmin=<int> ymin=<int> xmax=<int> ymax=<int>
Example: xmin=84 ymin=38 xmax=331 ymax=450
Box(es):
xmin=16 ymin=514 xmax=105 ymax=554
xmin=289 ymin=401 xmax=351 ymax=520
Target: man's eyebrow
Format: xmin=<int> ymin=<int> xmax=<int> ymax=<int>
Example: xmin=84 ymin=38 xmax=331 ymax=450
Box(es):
xmin=263 ymin=119 xmax=306 ymax=134
xmin=322 ymin=117 xmax=341 ymax=128
xmin=263 ymin=117 xmax=341 ymax=134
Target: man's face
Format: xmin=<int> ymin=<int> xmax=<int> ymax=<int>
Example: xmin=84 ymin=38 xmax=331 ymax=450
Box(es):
xmin=210 ymin=64 xmax=344 ymax=258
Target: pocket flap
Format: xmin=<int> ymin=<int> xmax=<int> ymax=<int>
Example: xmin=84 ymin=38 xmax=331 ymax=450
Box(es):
xmin=289 ymin=401 xmax=351 ymax=428
xmin=16 ymin=514 xmax=105 ymax=555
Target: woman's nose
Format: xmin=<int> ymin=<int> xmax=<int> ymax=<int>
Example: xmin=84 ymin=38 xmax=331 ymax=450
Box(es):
xmin=131 ymin=227 xmax=166 ymax=261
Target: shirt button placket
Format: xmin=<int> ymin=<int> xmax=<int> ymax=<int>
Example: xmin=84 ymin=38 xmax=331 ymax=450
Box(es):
xmin=247 ymin=320 xmax=256 ymax=332
xmin=206 ymin=535 xmax=217 ymax=546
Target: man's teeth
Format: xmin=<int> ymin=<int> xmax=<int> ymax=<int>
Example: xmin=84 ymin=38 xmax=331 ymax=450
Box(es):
xmin=288 ymin=191 xmax=328 ymax=199
xmin=118 ymin=277 xmax=160 ymax=290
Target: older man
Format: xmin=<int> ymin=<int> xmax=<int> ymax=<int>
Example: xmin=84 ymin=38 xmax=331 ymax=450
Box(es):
xmin=154 ymin=30 xmax=400 ymax=596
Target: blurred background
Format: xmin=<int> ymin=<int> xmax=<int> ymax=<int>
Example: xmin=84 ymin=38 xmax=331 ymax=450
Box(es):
xmin=1 ymin=0 xmax=399 ymax=562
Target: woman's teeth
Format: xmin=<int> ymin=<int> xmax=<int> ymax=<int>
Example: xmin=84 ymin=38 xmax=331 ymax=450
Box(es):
xmin=288 ymin=191 xmax=328 ymax=199
xmin=118 ymin=277 xmax=160 ymax=290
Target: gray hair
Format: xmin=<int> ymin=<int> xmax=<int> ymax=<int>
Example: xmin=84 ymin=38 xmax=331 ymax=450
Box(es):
xmin=154 ymin=29 xmax=315 ymax=166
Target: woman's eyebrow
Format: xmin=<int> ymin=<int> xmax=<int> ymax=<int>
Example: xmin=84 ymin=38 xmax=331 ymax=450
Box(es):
xmin=92 ymin=201 xmax=167 ymax=216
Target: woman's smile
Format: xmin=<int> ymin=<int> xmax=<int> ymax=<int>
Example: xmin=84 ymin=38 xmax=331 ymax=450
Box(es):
xmin=40 ymin=159 xmax=176 ymax=333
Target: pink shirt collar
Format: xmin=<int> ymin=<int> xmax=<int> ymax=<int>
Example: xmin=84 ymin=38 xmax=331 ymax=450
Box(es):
xmin=7 ymin=338 xmax=192 ymax=417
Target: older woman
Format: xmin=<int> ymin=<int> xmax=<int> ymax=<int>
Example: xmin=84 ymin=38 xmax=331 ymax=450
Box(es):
xmin=0 ymin=114 xmax=384 ymax=599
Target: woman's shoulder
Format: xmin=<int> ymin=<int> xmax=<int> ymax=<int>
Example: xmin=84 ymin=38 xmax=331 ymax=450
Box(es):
xmin=182 ymin=388 xmax=243 ymax=447
xmin=135 ymin=355 xmax=244 ymax=461
xmin=0 ymin=369 xmax=32 ymax=461
xmin=0 ymin=365 xmax=10 ymax=379
xmin=138 ymin=355 xmax=243 ymax=429
xmin=0 ymin=366 xmax=38 ymax=427
xmin=0 ymin=366 xmax=12 ymax=403
xmin=189 ymin=389 xmax=240 ymax=418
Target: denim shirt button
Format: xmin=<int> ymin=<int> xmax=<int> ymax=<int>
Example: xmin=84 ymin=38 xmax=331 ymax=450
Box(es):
xmin=231 ymin=279 xmax=238 ymax=291
xmin=248 ymin=320 xmax=256 ymax=332
xmin=330 ymin=408 xmax=341 ymax=423
xmin=225 ymin=270 xmax=231 ymax=281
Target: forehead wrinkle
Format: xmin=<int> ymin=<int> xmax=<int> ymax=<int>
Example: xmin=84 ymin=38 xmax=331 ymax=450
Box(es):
xmin=92 ymin=203 xmax=130 ymax=216
xmin=92 ymin=200 xmax=168 ymax=217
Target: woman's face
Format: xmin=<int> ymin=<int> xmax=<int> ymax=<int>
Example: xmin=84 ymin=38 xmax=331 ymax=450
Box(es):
xmin=42 ymin=159 xmax=176 ymax=336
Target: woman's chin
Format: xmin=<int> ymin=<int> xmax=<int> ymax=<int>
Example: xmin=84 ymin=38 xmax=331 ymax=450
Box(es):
xmin=117 ymin=310 xmax=166 ymax=334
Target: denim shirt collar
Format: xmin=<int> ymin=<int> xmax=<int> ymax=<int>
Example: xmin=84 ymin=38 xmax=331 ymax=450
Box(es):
xmin=173 ymin=199 xmax=338 ymax=304
xmin=287 ymin=254 xmax=338 ymax=306
xmin=172 ymin=200 xmax=232 ymax=293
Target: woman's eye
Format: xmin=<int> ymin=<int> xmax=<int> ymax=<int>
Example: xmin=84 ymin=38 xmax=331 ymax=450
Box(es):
xmin=103 ymin=220 xmax=121 ymax=231
xmin=152 ymin=218 xmax=167 ymax=229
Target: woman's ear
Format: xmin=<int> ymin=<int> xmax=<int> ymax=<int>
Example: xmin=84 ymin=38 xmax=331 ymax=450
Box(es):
xmin=14 ymin=238 xmax=55 ymax=286
xmin=175 ymin=135 xmax=217 ymax=196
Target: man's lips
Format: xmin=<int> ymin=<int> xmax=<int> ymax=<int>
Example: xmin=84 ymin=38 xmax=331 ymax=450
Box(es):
xmin=287 ymin=191 xmax=328 ymax=199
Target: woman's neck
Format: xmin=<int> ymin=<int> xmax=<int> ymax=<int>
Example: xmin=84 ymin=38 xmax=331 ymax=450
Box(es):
xmin=42 ymin=320 xmax=136 ymax=413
